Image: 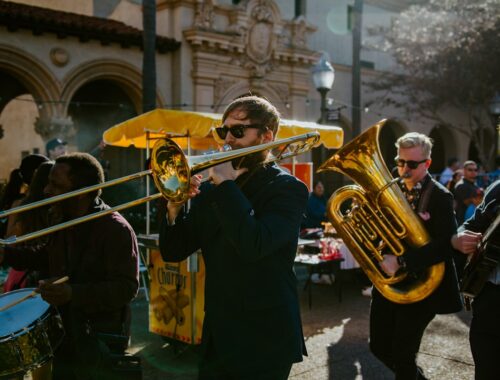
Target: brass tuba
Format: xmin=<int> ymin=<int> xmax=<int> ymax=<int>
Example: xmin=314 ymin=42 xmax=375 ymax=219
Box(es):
xmin=318 ymin=120 xmax=444 ymax=304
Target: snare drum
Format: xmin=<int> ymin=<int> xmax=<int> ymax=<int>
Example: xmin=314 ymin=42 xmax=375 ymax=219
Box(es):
xmin=0 ymin=288 xmax=65 ymax=378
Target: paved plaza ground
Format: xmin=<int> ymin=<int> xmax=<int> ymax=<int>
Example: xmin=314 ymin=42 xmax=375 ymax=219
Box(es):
xmin=129 ymin=270 xmax=475 ymax=380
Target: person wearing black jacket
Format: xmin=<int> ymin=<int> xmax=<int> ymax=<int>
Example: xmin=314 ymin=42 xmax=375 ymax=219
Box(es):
xmin=452 ymin=180 xmax=500 ymax=380
xmin=370 ymin=132 xmax=462 ymax=380
xmin=160 ymin=96 xmax=308 ymax=380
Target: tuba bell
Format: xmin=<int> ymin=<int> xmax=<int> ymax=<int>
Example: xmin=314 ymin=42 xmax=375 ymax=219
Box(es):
xmin=318 ymin=119 xmax=444 ymax=304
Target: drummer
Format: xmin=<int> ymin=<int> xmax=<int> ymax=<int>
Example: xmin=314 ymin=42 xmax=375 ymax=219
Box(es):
xmin=0 ymin=153 xmax=139 ymax=379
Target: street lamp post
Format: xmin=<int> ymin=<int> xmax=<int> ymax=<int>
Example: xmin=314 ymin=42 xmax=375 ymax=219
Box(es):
xmin=312 ymin=52 xmax=335 ymax=188
xmin=488 ymin=92 xmax=500 ymax=169
xmin=312 ymin=52 xmax=335 ymax=125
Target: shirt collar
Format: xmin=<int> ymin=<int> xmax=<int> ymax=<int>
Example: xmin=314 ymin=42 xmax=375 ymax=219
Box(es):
xmin=399 ymin=174 xmax=431 ymax=209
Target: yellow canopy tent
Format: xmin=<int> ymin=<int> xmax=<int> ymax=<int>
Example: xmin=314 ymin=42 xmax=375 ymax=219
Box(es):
xmin=103 ymin=109 xmax=343 ymax=150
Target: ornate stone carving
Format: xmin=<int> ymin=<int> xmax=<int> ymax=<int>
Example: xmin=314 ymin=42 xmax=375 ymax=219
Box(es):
xmin=251 ymin=2 xmax=273 ymax=23
xmin=49 ymin=47 xmax=70 ymax=67
xmin=277 ymin=28 xmax=291 ymax=48
xmin=247 ymin=21 xmax=273 ymax=64
xmin=269 ymin=83 xmax=290 ymax=106
xmin=214 ymin=77 xmax=237 ymax=104
xmin=291 ymin=17 xmax=307 ymax=48
xmin=244 ymin=0 xmax=276 ymax=77
xmin=35 ymin=115 xmax=76 ymax=140
xmin=193 ymin=0 xmax=215 ymax=30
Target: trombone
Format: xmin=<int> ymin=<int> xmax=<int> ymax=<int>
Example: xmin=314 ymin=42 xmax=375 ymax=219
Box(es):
xmin=0 ymin=132 xmax=320 ymax=246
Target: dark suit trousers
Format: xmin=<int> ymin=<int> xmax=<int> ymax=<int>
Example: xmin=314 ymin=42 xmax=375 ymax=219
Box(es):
xmin=470 ymin=282 xmax=500 ymax=380
xmin=369 ymin=290 xmax=435 ymax=380
xmin=198 ymin=334 xmax=292 ymax=380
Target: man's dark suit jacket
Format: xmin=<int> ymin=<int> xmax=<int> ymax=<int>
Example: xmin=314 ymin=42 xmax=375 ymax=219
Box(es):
xmin=160 ymin=163 xmax=308 ymax=373
xmin=402 ymin=175 xmax=463 ymax=314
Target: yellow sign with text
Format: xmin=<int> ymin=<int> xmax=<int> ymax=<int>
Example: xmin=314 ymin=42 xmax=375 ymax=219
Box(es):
xmin=148 ymin=249 xmax=205 ymax=345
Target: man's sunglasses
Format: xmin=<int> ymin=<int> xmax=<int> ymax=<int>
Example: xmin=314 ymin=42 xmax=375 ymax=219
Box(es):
xmin=215 ymin=124 xmax=266 ymax=139
xmin=394 ymin=158 xmax=428 ymax=169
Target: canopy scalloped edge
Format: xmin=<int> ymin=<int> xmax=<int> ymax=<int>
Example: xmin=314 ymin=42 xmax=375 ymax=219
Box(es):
xmin=103 ymin=109 xmax=343 ymax=150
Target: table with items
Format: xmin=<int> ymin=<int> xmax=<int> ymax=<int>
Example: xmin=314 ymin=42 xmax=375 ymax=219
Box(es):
xmin=295 ymin=230 xmax=360 ymax=309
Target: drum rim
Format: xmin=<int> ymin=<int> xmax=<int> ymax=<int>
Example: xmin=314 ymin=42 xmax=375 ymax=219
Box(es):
xmin=0 ymin=288 xmax=52 ymax=338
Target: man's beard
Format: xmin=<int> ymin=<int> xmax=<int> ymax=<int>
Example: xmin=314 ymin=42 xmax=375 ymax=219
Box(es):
xmin=231 ymin=150 xmax=267 ymax=170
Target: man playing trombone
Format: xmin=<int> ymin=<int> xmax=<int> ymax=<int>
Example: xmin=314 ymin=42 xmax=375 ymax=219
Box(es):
xmin=159 ymin=96 xmax=309 ymax=380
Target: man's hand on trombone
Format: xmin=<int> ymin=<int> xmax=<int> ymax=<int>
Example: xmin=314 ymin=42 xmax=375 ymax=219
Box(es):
xmin=208 ymin=161 xmax=247 ymax=185
xmin=166 ymin=174 xmax=204 ymax=225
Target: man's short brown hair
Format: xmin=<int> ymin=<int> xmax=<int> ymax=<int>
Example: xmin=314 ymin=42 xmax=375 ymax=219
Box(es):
xmin=222 ymin=95 xmax=280 ymax=136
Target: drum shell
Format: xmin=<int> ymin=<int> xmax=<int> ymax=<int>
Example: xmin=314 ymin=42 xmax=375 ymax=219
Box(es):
xmin=0 ymin=288 xmax=65 ymax=378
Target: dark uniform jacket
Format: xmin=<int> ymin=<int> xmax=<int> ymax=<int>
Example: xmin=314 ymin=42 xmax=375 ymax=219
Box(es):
xmin=4 ymin=198 xmax=139 ymax=335
xmin=459 ymin=180 xmax=500 ymax=283
xmin=403 ymin=175 xmax=463 ymax=314
xmin=160 ymin=163 xmax=308 ymax=373
xmin=460 ymin=180 xmax=500 ymax=235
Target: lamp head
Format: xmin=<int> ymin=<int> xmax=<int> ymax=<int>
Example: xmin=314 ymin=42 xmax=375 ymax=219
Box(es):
xmin=312 ymin=52 xmax=335 ymax=91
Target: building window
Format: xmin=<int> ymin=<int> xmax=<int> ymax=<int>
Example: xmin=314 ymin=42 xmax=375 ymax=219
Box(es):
xmin=361 ymin=60 xmax=375 ymax=69
xmin=347 ymin=5 xmax=354 ymax=31
xmin=295 ymin=0 xmax=306 ymax=18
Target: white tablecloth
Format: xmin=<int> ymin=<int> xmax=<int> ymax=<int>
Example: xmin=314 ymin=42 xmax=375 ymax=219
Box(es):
xmin=338 ymin=242 xmax=360 ymax=270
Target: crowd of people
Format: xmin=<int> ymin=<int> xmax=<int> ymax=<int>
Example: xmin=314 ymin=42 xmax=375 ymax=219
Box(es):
xmin=0 ymin=96 xmax=499 ymax=380
xmin=0 ymin=139 xmax=138 ymax=380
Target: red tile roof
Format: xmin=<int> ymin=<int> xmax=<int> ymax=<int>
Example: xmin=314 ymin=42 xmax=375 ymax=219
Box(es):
xmin=0 ymin=1 xmax=180 ymax=53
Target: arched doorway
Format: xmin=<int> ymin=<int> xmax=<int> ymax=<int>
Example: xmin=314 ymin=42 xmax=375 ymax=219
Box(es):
xmin=379 ymin=119 xmax=406 ymax=175
xmin=0 ymin=72 xmax=44 ymax=181
xmin=68 ymin=80 xmax=143 ymax=228
xmin=68 ymin=79 xmax=139 ymax=177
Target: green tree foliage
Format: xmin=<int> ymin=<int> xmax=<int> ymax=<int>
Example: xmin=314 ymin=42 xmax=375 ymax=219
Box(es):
xmin=366 ymin=0 xmax=500 ymax=167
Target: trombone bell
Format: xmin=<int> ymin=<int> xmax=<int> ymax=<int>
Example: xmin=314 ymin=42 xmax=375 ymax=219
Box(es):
xmin=150 ymin=132 xmax=320 ymax=204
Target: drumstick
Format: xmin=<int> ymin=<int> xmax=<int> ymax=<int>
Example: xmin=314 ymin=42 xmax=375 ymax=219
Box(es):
xmin=0 ymin=276 xmax=69 ymax=312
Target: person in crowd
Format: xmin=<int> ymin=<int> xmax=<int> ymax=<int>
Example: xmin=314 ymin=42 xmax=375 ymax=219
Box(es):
xmin=0 ymin=153 xmax=139 ymax=380
xmin=3 ymin=161 xmax=54 ymax=292
xmin=489 ymin=156 xmax=500 ymax=182
xmin=445 ymin=169 xmax=463 ymax=195
xmin=159 ymin=96 xmax=308 ymax=380
xmin=464 ymin=187 xmax=485 ymax=222
xmin=1 ymin=155 xmax=50 ymax=287
xmin=451 ymin=179 xmax=500 ymax=380
xmin=454 ymin=160 xmax=480 ymax=225
xmin=371 ymin=132 xmax=462 ymax=380
xmin=0 ymin=169 xmax=24 ymax=237
xmin=476 ymin=164 xmax=491 ymax=189
xmin=439 ymin=157 xmax=460 ymax=185
xmin=0 ymin=154 xmax=49 ymax=237
xmin=302 ymin=180 xmax=328 ymax=229
xmin=45 ymin=138 xmax=67 ymax=160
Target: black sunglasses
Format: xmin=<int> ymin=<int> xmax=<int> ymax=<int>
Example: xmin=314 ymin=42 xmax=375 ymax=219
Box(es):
xmin=394 ymin=158 xmax=428 ymax=169
xmin=215 ymin=124 xmax=266 ymax=139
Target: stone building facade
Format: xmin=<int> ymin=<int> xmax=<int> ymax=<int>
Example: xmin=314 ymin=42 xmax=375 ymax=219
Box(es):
xmin=0 ymin=0 xmax=490 ymax=186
